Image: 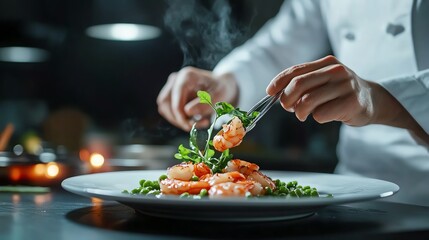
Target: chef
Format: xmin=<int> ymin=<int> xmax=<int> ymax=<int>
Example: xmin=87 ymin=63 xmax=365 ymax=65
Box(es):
xmin=157 ymin=0 xmax=429 ymax=206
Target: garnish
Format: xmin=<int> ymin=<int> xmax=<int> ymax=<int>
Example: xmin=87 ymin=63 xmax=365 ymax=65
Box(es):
xmin=173 ymin=90 xmax=259 ymax=173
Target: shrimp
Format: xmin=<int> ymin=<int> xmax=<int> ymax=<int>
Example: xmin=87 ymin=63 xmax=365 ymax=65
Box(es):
xmin=160 ymin=179 xmax=210 ymax=195
xmin=224 ymin=159 xmax=276 ymax=190
xmin=208 ymin=180 xmax=264 ymax=198
xmin=224 ymin=159 xmax=259 ymax=175
xmin=167 ymin=162 xmax=212 ymax=181
xmin=203 ymin=171 xmax=246 ymax=186
xmin=248 ymin=171 xmax=276 ymax=190
xmin=213 ymin=117 xmax=246 ymax=152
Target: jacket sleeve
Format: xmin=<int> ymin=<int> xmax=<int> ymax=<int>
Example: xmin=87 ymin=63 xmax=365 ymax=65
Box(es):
xmin=378 ymin=69 xmax=429 ymax=134
xmin=213 ymin=0 xmax=331 ymax=110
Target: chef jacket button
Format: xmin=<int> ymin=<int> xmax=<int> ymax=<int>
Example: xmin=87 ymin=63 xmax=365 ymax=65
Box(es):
xmin=386 ymin=23 xmax=405 ymax=36
xmin=345 ymin=32 xmax=355 ymax=41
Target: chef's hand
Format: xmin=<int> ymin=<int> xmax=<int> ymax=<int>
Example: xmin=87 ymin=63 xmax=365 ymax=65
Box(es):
xmin=266 ymin=55 xmax=428 ymax=143
xmin=157 ymin=67 xmax=238 ymax=131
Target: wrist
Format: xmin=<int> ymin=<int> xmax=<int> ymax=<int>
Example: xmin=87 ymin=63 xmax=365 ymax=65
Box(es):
xmin=370 ymin=81 xmax=420 ymax=131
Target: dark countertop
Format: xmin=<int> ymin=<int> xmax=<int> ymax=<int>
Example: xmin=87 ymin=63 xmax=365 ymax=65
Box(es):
xmin=1 ymin=189 xmax=429 ymax=240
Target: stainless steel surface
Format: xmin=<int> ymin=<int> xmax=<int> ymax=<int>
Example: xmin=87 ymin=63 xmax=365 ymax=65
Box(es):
xmin=1 ymin=189 xmax=429 ymax=239
xmin=246 ymin=91 xmax=282 ymax=132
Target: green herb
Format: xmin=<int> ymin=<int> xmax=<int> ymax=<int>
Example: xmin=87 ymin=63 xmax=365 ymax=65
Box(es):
xmin=173 ymin=90 xmax=259 ymax=173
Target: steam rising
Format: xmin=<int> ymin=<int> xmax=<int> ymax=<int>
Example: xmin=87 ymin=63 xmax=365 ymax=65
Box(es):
xmin=164 ymin=0 xmax=244 ymax=69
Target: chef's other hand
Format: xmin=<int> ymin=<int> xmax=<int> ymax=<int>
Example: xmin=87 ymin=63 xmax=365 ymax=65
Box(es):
xmin=157 ymin=67 xmax=238 ymax=131
xmin=266 ymin=55 xmax=415 ymax=130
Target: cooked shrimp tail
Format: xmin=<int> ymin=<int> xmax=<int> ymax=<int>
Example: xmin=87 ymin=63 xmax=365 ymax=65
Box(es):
xmin=213 ymin=117 xmax=246 ymax=152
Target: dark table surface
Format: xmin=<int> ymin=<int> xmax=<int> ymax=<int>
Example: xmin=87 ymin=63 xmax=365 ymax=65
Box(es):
xmin=1 ymin=188 xmax=429 ymax=240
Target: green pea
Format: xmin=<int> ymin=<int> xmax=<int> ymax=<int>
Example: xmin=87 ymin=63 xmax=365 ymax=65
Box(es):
xmin=122 ymin=190 xmax=129 ymax=194
xmin=199 ymin=189 xmax=208 ymax=196
xmin=275 ymin=179 xmax=281 ymax=187
xmin=265 ymin=187 xmax=273 ymax=195
xmin=158 ymin=175 xmax=168 ymax=181
xmin=140 ymin=188 xmax=150 ymax=194
xmin=280 ymin=186 xmax=289 ymax=194
xmin=139 ymin=179 xmax=146 ymax=187
xmin=304 ymin=189 xmax=312 ymax=196
xmin=147 ymin=190 xmax=160 ymax=195
xmin=295 ymin=189 xmax=303 ymax=197
xmin=190 ymin=176 xmax=199 ymax=181
xmin=287 ymin=182 xmax=294 ymax=188
xmin=303 ymin=186 xmax=311 ymax=190
xmin=279 ymin=193 xmax=287 ymax=197
xmin=131 ymin=188 xmax=140 ymax=194
xmin=143 ymin=181 xmax=153 ymax=188
xmin=297 ymin=185 xmax=302 ymax=189
xmin=152 ymin=181 xmax=160 ymax=190
xmin=311 ymin=190 xmax=319 ymax=197
xmin=292 ymin=181 xmax=298 ymax=187
xmin=289 ymin=191 xmax=297 ymax=197
xmin=180 ymin=192 xmax=190 ymax=198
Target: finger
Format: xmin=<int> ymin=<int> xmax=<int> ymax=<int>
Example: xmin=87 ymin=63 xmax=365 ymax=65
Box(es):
xmin=266 ymin=55 xmax=339 ymax=95
xmin=157 ymin=73 xmax=182 ymax=128
xmin=157 ymin=72 xmax=177 ymax=106
xmin=281 ymin=64 xmax=350 ymax=109
xmin=293 ymin=81 xmax=347 ymax=121
xmin=312 ymin=97 xmax=352 ymax=124
xmin=171 ymin=70 xmax=199 ymax=129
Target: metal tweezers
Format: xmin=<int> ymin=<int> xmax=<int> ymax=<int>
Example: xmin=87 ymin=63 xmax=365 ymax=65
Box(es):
xmin=245 ymin=91 xmax=283 ymax=132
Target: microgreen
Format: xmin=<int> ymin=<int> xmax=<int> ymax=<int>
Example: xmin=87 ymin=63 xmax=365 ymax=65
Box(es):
xmin=174 ymin=90 xmax=259 ymax=173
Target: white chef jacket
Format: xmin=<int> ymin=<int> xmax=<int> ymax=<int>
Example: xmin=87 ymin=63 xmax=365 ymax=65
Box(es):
xmin=214 ymin=0 xmax=429 ymax=206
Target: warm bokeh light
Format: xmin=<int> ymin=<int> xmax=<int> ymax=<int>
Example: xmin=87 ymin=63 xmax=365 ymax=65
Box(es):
xmin=90 ymin=153 xmax=104 ymax=168
xmin=12 ymin=194 xmax=21 ymax=205
xmin=34 ymin=194 xmax=53 ymax=206
xmin=91 ymin=197 xmax=103 ymax=204
xmin=10 ymin=167 xmax=21 ymax=181
xmin=46 ymin=162 xmax=59 ymax=178
xmin=34 ymin=164 xmax=46 ymax=176
xmin=24 ymin=135 xmax=42 ymax=155
xmin=79 ymin=149 xmax=91 ymax=161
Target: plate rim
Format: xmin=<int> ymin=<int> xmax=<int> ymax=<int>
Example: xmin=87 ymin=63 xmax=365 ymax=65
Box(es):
xmin=61 ymin=170 xmax=400 ymax=207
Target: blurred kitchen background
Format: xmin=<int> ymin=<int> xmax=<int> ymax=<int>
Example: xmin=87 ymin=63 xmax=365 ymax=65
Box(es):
xmin=0 ymin=0 xmax=340 ymax=186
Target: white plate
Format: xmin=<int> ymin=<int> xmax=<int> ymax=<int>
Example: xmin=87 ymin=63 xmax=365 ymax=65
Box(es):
xmin=62 ymin=170 xmax=399 ymax=222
